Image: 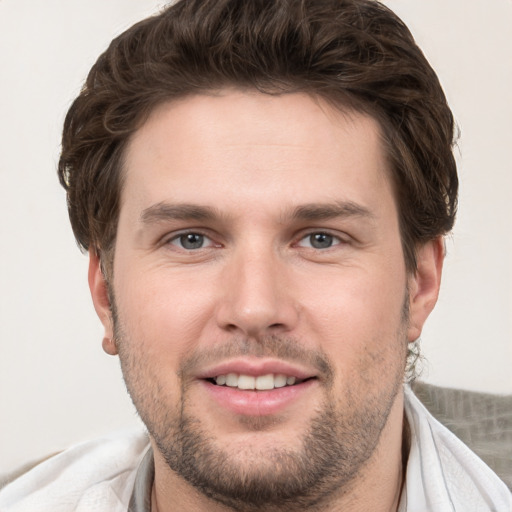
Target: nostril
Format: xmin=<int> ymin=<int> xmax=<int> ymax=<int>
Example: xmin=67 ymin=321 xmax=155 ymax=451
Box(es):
xmin=268 ymin=324 xmax=292 ymax=336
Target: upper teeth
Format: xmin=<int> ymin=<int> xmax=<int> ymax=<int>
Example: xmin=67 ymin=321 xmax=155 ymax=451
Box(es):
xmin=214 ymin=373 xmax=297 ymax=390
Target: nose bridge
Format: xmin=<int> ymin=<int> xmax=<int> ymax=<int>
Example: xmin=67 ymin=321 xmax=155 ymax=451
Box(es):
xmin=217 ymin=238 xmax=297 ymax=336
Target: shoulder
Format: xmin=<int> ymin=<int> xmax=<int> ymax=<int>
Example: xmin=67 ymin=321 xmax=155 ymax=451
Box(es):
xmin=404 ymin=385 xmax=512 ymax=511
xmin=0 ymin=429 xmax=150 ymax=512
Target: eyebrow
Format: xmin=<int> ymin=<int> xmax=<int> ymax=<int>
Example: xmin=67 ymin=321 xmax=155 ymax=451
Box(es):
xmin=290 ymin=201 xmax=375 ymax=222
xmin=139 ymin=200 xmax=374 ymax=225
xmin=140 ymin=202 xmax=219 ymax=224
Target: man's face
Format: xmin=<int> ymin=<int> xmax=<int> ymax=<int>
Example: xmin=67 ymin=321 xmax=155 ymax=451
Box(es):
xmin=90 ymin=90 xmax=439 ymax=509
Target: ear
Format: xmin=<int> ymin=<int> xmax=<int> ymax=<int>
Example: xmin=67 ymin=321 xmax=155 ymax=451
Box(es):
xmin=407 ymin=237 xmax=444 ymax=342
xmin=88 ymin=250 xmax=118 ymax=355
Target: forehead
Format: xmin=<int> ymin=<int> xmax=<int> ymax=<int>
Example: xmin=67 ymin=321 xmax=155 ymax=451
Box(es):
xmin=121 ymin=90 xmax=394 ymax=218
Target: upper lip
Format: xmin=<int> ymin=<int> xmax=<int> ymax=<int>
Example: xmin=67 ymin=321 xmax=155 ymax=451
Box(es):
xmin=196 ymin=358 xmax=317 ymax=380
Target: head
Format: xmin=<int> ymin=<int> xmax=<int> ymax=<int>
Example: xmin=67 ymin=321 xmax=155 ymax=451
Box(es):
xmin=59 ymin=0 xmax=457 ymax=278
xmin=59 ymin=0 xmax=457 ymax=509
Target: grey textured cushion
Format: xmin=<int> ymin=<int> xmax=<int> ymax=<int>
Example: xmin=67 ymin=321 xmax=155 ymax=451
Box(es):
xmin=412 ymin=381 xmax=512 ymax=490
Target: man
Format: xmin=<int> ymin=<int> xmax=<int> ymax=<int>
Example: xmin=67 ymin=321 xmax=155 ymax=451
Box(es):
xmin=0 ymin=0 xmax=510 ymax=510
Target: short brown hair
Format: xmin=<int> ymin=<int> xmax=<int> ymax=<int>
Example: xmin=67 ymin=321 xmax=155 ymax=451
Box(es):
xmin=58 ymin=0 xmax=458 ymax=274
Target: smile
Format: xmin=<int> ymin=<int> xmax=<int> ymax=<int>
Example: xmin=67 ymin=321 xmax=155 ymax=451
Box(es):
xmin=213 ymin=373 xmax=302 ymax=390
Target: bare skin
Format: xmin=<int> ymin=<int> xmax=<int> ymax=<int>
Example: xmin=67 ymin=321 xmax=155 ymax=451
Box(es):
xmin=89 ymin=90 xmax=443 ymax=511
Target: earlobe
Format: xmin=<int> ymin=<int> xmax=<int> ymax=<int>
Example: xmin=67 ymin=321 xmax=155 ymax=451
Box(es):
xmin=407 ymin=238 xmax=444 ymax=342
xmin=88 ymin=250 xmax=118 ymax=356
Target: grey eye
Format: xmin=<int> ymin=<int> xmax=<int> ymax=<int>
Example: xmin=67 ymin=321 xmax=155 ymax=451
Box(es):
xmin=309 ymin=233 xmax=334 ymax=249
xmin=178 ymin=233 xmax=205 ymax=250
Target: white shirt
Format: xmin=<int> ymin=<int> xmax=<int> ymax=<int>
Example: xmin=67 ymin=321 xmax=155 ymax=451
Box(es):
xmin=1 ymin=387 xmax=510 ymax=511
xmin=400 ymin=386 xmax=512 ymax=511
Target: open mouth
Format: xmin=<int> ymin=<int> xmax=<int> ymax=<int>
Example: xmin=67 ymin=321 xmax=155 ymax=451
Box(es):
xmin=208 ymin=373 xmax=314 ymax=391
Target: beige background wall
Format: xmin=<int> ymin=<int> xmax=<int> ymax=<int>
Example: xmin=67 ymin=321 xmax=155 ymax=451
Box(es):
xmin=1 ymin=0 xmax=511 ymax=476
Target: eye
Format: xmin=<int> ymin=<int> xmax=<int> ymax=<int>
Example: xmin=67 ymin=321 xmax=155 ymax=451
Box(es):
xmin=297 ymin=232 xmax=341 ymax=249
xmin=169 ymin=232 xmax=213 ymax=250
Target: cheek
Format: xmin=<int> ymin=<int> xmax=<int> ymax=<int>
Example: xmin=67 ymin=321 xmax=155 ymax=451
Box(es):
xmin=303 ymin=265 xmax=406 ymax=328
xmin=300 ymin=265 xmax=408 ymax=364
xmin=113 ymin=268 xmax=218 ymax=356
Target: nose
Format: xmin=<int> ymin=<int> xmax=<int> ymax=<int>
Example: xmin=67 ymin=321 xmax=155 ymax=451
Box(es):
xmin=215 ymin=244 xmax=299 ymax=338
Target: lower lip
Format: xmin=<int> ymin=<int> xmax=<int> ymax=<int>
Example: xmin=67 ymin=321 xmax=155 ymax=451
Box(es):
xmin=201 ymin=379 xmax=317 ymax=416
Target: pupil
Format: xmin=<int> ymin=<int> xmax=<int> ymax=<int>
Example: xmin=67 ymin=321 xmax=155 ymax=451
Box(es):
xmin=311 ymin=233 xmax=333 ymax=249
xmin=181 ymin=233 xmax=204 ymax=249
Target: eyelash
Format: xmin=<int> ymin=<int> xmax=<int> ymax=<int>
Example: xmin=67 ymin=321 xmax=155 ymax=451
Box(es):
xmin=164 ymin=229 xmax=347 ymax=252
xmin=166 ymin=231 xmax=217 ymax=250
xmin=295 ymin=231 xmax=345 ymax=250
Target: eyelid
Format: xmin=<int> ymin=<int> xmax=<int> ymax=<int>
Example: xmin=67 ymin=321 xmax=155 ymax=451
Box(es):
xmin=294 ymin=230 xmax=349 ymax=248
xmin=163 ymin=229 xmax=220 ymax=249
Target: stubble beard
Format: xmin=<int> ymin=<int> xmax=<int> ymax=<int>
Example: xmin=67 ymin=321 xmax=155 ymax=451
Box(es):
xmin=151 ymin=382 xmax=401 ymax=512
xmin=112 ymin=297 xmax=408 ymax=511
